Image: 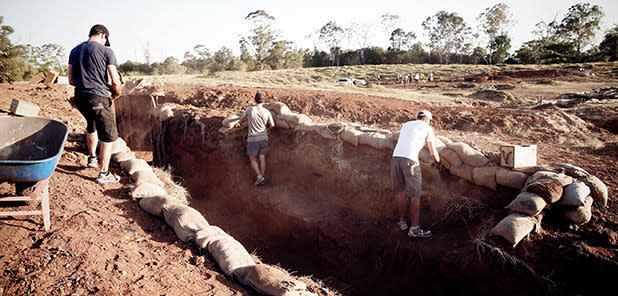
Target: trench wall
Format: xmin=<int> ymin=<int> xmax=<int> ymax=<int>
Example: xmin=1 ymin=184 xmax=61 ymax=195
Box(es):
xmin=137 ymin=103 xmax=546 ymax=296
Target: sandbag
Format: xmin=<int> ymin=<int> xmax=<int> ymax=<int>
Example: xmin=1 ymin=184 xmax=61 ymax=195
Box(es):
xmin=558 ymin=182 xmax=590 ymax=207
xmin=195 ymin=226 xmax=229 ymax=250
xmin=496 ymin=168 xmax=528 ymax=190
xmin=234 ymin=264 xmax=309 ymax=296
xmin=419 ymin=148 xmax=434 ymax=164
xmin=490 ymin=213 xmax=537 ymax=246
xmin=274 ymin=114 xmax=291 ymax=129
xmin=447 ymin=142 xmax=489 ymax=167
xmin=557 ymin=163 xmax=589 ymax=178
xmin=563 ymin=195 xmax=593 ymax=225
xmin=279 ymin=113 xmax=312 ymax=127
xmin=222 ymin=113 xmax=243 ymax=128
xmin=131 ymin=169 xmax=164 ymax=186
xmin=162 ymin=203 xmax=209 ymax=242
xmin=340 ymin=127 xmax=363 ymax=146
xmin=449 ymin=164 xmax=474 ymax=183
xmin=130 ymin=183 xmax=167 ymax=200
xmin=390 ymin=131 xmax=400 ymax=142
xmin=420 ymin=137 xmax=447 ymax=163
xmin=112 ymin=151 xmax=135 ymax=163
xmin=109 ymin=137 xmax=130 ymax=154
xmin=525 ymin=178 xmax=563 ymax=203
xmin=439 ymin=148 xmax=463 ymax=170
xmin=139 ymin=195 xmax=174 ymax=217
xmin=525 ymin=171 xmax=574 ymax=188
xmin=581 ymin=175 xmax=608 ymax=207
xmin=436 ymin=135 xmax=452 ymax=144
xmin=263 ymin=102 xmax=292 ymax=115
xmin=121 ymin=159 xmax=151 ymax=175
xmin=207 ymin=234 xmax=255 ymax=277
xmin=358 ymin=132 xmax=393 ymax=150
xmin=505 ymin=192 xmax=547 ymax=216
xmin=152 ymin=104 xmax=175 ymax=122
xmin=472 ymin=166 xmax=499 ymax=190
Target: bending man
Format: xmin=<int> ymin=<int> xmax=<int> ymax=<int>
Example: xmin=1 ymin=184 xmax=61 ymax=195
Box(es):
xmin=391 ymin=110 xmax=440 ymax=238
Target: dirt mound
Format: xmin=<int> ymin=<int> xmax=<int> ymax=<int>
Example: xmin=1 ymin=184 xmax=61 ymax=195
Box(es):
xmin=465 ymin=69 xmax=574 ymax=82
xmin=468 ymin=89 xmax=517 ymax=103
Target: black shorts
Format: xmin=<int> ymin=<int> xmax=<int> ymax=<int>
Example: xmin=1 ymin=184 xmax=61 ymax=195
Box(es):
xmin=74 ymin=92 xmax=118 ymax=142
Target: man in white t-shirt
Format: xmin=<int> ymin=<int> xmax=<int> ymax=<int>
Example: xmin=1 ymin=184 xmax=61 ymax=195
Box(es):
xmin=240 ymin=92 xmax=275 ymax=185
xmin=391 ymin=110 xmax=440 ymax=238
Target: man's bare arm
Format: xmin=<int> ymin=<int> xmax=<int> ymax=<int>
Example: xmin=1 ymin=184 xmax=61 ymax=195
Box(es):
xmin=107 ymin=65 xmax=122 ymax=99
xmin=427 ymin=140 xmax=440 ymax=163
xmin=68 ymin=65 xmax=75 ymax=86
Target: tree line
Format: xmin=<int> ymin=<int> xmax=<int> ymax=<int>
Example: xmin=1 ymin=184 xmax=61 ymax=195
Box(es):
xmin=0 ymin=2 xmax=616 ymax=81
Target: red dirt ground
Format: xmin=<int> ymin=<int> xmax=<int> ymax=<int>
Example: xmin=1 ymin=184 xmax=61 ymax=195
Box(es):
xmin=0 ymin=66 xmax=616 ymax=295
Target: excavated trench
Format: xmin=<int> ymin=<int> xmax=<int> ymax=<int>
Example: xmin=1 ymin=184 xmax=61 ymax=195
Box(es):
xmin=116 ymin=94 xmax=558 ymax=296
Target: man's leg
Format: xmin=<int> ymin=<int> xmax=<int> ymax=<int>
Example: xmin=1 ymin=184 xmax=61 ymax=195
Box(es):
xmin=396 ymin=191 xmax=408 ymax=223
xmin=99 ymin=141 xmax=113 ymax=173
xmin=258 ymin=154 xmax=266 ymax=176
xmin=409 ymin=195 xmax=421 ymax=227
xmin=249 ymin=155 xmax=261 ymax=177
xmin=86 ymin=131 xmax=98 ymax=157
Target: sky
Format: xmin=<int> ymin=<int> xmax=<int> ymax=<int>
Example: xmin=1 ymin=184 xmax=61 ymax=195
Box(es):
xmin=2 ymin=0 xmax=616 ymax=64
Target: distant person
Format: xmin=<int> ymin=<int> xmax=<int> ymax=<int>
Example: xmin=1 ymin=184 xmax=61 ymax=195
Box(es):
xmin=68 ymin=24 xmax=122 ymax=184
xmin=239 ymin=92 xmax=275 ymax=185
xmin=428 ymin=72 xmax=434 ymax=81
xmin=391 ymin=110 xmax=440 ymax=238
xmin=414 ymin=73 xmax=420 ymax=83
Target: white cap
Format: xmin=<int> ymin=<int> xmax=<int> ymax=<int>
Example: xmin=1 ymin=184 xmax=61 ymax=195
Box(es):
xmin=418 ymin=110 xmax=432 ymax=120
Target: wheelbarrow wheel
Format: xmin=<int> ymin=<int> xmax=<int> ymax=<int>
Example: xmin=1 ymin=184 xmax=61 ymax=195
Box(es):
xmin=15 ymin=182 xmax=40 ymax=206
xmin=16 ymin=182 xmax=37 ymax=196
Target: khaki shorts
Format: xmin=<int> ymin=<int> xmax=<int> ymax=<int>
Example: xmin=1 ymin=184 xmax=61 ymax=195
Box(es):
xmin=391 ymin=157 xmax=422 ymax=198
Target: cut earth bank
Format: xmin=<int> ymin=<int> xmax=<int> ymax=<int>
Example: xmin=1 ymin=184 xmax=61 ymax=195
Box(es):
xmin=116 ymin=81 xmax=617 ymax=296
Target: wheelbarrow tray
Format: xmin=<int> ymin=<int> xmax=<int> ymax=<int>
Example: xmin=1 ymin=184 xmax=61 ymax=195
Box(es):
xmin=0 ymin=117 xmax=69 ymax=183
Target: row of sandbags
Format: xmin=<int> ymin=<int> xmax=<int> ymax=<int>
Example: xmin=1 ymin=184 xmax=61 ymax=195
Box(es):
xmin=219 ymin=102 xmax=397 ymax=149
xmin=490 ymin=166 xmax=608 ymax=246
xmin=137 ymin=194 xmax=316 ymax=295
xmin=219 ymin=102 xmax=605 ymax=199
xmin=112 ymin=135 xmax=317 ymax=295
xmin=107 ymin=137 xmax=188 ymax=203
xmin=108 ymin=137 xmax=315 ymax=295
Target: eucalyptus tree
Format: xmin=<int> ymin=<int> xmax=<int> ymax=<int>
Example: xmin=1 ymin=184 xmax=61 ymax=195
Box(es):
xmin=422 ymin=11 xmax=471 ymax=64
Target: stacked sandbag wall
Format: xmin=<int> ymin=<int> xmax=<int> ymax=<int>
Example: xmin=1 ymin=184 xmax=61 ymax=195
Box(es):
xmin=490 ymin=165 xmax=608 ymax=246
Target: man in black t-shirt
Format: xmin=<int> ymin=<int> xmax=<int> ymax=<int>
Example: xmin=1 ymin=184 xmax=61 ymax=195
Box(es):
xmin=68 ymin=24 xmax=122 ymax=184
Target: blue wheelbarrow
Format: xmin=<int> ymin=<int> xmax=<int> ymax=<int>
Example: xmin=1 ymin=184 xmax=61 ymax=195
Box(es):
xmin=0 ymin=116 xmax=69 ymax=231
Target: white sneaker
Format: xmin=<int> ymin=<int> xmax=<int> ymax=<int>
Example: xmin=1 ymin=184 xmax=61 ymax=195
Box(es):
xmin=254 ymin=175 xmax=265 ymax=185
xmin=408 ymin=226 xmax=432 ymax=238
xmin=397 ymin=220 xmax=409 ymax=231
xmin=96 ymin=172 xmax=120 ymax=184
xmin=87 ymin=156 xmax=98 ymax=168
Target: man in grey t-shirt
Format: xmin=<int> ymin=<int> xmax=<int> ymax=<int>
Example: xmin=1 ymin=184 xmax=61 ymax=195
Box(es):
xmin=239 ymin=92 xmax=275 ymax=185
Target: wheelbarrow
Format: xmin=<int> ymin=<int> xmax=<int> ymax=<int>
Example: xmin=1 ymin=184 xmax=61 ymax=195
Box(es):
xmin=0 ymin=116 xmax=68 ymax=231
